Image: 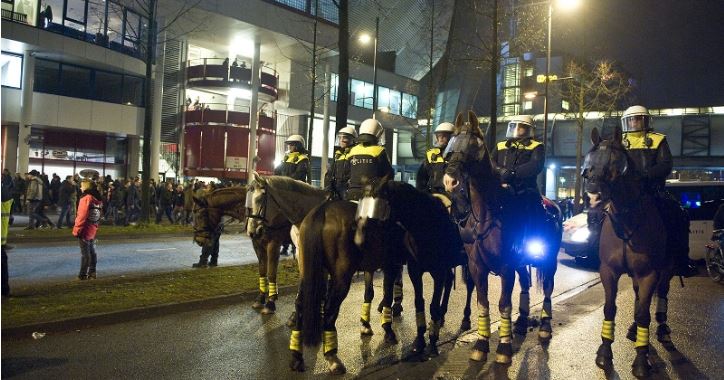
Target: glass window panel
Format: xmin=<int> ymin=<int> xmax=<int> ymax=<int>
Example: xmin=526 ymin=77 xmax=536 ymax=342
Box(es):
xmin=351 ymin=79 xmax=372 ymax=109
xmin=122 ymin=75 xmax=144 ymax=106
xmin=39 ymin=0 xmax=63 ymax=29
xmin=94 ymin=70 xmax=123 ymax=103
xmin=106 ymin=136 xmax=127 ymax=164
xmin=12 ymin=0 xmax=39 ymax=26
xmin=330 ymin=73 xmax=338 ymax=102
xmin=107 ymin=2 xmax=123 ymax=45
xmin=65 ymin=0 xmax=86 ymax=23
xmin=87 ymin=0 xmax=106 ymax=37
xmin=60 ymin=64 xmax=91 ymax=98
xmin=33 ymin=59 xmax=61 ymax=93
xmin=388 ymin=89 xmax=401 ymax=115
xmin=377 ymin=86 xmax=390 ymax=110
xmin=402 ymin=93 xmax=417 ymax=119
xmin=1 ymin=53 xmax=23 ymax=88
xmin=124 ymin=10 xmax=140 ymax=45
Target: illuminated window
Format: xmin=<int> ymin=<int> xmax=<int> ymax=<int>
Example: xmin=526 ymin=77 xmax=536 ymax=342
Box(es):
xmin=524 ymin=100 xmax=532 ymax=110
xmin=1 ymin=52 xmax=22 ymax=88
xmin=525 ymin=67 xmax=534 ymax=77
xmin=562 ymin=100 xmax=570 ymax=110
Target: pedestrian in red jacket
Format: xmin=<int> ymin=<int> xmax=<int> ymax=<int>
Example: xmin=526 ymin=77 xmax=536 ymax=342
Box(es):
xmin=73 ymin=179 xmax=103 ymax=280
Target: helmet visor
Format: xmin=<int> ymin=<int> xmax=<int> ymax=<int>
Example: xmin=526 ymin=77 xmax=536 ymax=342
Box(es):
xmin=335 ymin=133 xmax=355 ymax=147
xmin=621 ymin=115 xmax=650 ymax=132
xmin=506 ymin=122 xmax=533 ymax=138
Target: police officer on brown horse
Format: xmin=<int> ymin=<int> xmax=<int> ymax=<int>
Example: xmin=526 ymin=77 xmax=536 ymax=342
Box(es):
xmin=417 ymin=122 xmax=454 ymax=195
xmin=587 ymin=105 xmax=696 ymax=277
xmin=492 ymin=115 xmax=546 ymax=244
xmin=275 ymin=134 xmax=311 ymax=183
xmin=324 ymin=126 xmax=357 ymax=200
xmin=345 ymin=119 xmax=393 ymax=201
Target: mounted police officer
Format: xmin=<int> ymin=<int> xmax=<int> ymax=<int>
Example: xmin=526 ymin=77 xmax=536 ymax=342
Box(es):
xmin=275 ymin=134 xmax=310 ymax=183
xmin=345 ymin=119 xmax=393 ymax=201
xmin=587 ymin=105 xmax=696 ymax=277
xmin=324 ymin=126 xmax=357 ymax=200
xmin=417 ymin=122 xmax=454 ymax=195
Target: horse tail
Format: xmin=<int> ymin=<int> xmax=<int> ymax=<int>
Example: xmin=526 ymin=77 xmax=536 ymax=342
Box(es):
xmin=301 ymin=205 xmax=326 ymax=347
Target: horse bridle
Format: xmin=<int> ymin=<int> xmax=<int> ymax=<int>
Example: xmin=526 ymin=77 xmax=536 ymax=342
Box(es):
xmin=247 ymin=186 xmax=289 ymax=231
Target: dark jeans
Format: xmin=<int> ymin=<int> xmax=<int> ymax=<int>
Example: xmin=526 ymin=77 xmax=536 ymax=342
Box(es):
xmin=57 ymin=201 xmax=74 ymax=227
xmin=79 ymin=239 xmax=97 ymax=278
xmin=156 ymin=205 xmax=173 ymax=223
xmin=105 ymin=204 xmax=119 ymax=225
xmin=198 ymin=233 xmax=220 ymax=265
xmin=125 ymin=204 xmax=139 ymax=224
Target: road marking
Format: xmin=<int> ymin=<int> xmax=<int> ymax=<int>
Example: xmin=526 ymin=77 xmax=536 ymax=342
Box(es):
xmin=136 ymin=248 xmax=178 ymax=252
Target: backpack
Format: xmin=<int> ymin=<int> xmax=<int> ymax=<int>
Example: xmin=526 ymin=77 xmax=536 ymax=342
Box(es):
xmin=87 ymin=202 xmax=102 ymax=225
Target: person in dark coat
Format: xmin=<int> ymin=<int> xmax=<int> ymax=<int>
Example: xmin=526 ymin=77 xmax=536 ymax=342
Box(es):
xmin=56 ymin=175 xmax=76 ymax=228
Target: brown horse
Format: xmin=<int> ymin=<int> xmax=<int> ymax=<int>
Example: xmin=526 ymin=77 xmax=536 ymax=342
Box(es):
xmin=583 ymin=126 xmax=675 ymax=378
xmin=442 ymin=111 xmax=561 ymax=364
xmin=192 ymin=186 xmax=291 ymax=314
xmin=356 ymin=178 xmax=465 ymax=357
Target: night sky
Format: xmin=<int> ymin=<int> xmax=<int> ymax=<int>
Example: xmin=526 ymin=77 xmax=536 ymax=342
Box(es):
xmin=554 ymin=0 xmax=724 ymax=108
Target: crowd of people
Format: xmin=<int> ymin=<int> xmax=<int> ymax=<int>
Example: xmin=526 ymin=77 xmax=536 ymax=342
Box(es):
xmin=0 ymin=169 xmax=231 ymax=229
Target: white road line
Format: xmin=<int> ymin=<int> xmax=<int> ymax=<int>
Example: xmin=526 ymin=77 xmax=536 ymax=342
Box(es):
xmin=135 ymin=248 xmax=179 ymax=252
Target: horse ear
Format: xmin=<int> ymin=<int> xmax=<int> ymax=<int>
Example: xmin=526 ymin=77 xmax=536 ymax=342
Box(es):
xmin=454 ymin=112 xmax=464 ymax=129
xmin=591 ymin=127 xmax=601 ymax=145
xmin=468 ymin=110 xmax=478 ymax=130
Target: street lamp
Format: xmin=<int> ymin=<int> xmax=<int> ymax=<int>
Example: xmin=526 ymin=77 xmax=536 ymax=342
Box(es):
xmin=543 ymin=0 xmax=581 ymax=156
xmin=358 ymin=16 xmax=379 ymax=118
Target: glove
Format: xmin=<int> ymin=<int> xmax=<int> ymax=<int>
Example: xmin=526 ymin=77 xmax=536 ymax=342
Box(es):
xmin=499 ymin=168 xmax=515 ymax=182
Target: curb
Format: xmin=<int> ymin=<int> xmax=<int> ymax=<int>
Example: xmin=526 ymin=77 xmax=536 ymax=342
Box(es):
xmin=1 ymin=284 xmax=297 ymax=340
xmin=6 ymin=227 xmax=246 ymax=245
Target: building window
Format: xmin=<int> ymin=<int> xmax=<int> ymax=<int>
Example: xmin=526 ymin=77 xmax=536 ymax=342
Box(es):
xmin=1 ymin=52 xmax=22 ymax=88
xmin=401 ymin=93 xmax=417 ymax=119
xmin=562 ymin=100 xmax=570 ymax=111
xmin=94 ymin=70 xmax=123 ymax=103
xmin=34 ymin=59 xmax=61 ymax=93
xmin=330 ymin=72 xmax=338 ymax=102
xmin=122 ymin=75 xmax=144 ymax=106
xmin=377 ymin=86 xmax=402 ymax=115
xmin=350 ymin=79 xmax=373 ymax=109
xmin=60 ymin=64 xmax=92 ymax=98
xmin=525 ymin=66 xmax=534 ymax=77
xmin=523 ymin=100 xmax=533 ymax=110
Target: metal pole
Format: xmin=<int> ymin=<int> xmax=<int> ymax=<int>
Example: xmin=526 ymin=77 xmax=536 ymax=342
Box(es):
xmin=371 ymin=16 xmax=379 ymax=118
xmin=543 ymin=2 xmax=552 ymax=154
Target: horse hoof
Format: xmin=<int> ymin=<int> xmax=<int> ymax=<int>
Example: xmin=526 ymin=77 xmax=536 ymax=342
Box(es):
xmin=261 ymin=300 xmax=276 ymax=315
xmin=392 ymin=303 xmax=403 ymax=317
xmin=360 ymin=326 xmax=374 ymax=336
xmin=429 ymin=345 xmax=440 ymax=357
xmin=325 ymin=355 xmax=347 ymax=375
xmin=470 ymin=349 xmax=487 ymax=362
xmin=289 ymin=351 xmax=305 ymax=372
xmin=412 ymin=336 xmax=426 ymax=355
xmin=538 ymin=318 xmax=552 ymax=341
xmin=459 ymin=318 xmax=471 ymax=332
xmin=384 ymin=329 xmax=398 ymax=345
xmin=495 ymin=342 xmax=513 ymax=364
xmin=626 ymin=322 xmax=637 ymax=342
xmin=286 ymin=312 xmax=296 ymax=328
xmin=252 ymin=293 xmax=266 ymax=310
xmin=632 ymin=353 xmax=651 ymax=378
xmin=595 ymin=343 xmax=613 ymax=369
xmin=514 ymin=315 xmax=529 ymax=335
xmin=495 ymin=353 xmax=512 ymax=364
xmin=656 ymin=324 xmax=672 ymax=343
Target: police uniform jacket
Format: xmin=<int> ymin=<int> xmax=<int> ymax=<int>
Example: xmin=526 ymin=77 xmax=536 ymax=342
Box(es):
xmin=491 ymin=138 xmax=544 ymax=192
xmin=416 ymin=146 xmax=447 ymax=193
xmin=622 ymin=131 xmax=673 ymax=190
xmin=346 ymin=143 xmax=393 ymax=200
xmin=274 ymin=151 xmax=311 ymax=182
xmin=324 ymin=147 xmax=352 ymax=198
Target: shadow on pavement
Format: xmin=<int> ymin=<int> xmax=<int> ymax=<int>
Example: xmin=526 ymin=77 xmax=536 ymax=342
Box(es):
xmin=1 ymin=357 xmax=68 ymax=378
xmin=559 ymin=258 xmax=599 ymax=272
xmin=656 ymin=341 xmax=707 ymax=379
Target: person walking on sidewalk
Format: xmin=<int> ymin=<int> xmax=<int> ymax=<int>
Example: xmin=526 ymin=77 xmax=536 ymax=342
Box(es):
xmin=72 ymin=180 xmax=103 ymax=280
xmin=24 ymin=170 xmax=44 ymax=230
xmin=56 ymin=175 xmax=76 ymax=228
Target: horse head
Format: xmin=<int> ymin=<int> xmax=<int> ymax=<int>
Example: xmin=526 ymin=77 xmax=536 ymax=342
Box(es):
xmin=582 ymin=126 xmax=632 ymax=204
xmin=192 ymin=196 xmax=223 ymax=248
xmin=443 ymin=111 xmax=491 ymax=192
xmin=247 ymin=172 xmax=291 ymax=238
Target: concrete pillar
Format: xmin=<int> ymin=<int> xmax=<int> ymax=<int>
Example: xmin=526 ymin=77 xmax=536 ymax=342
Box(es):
xmin=17 ymin=51 xmax=35 ymax=174
xmin=150 ymin=32 xmax=166 ymax=181
xmin=247 ymin=38 xmax=262 ymax=176
xmin=545 ymin=164 xmax=557 ymax=200
xmin=127 ymin=135 xmax=140 ymax=179
xmin=320 ymin=63 xmax=331 ymax=187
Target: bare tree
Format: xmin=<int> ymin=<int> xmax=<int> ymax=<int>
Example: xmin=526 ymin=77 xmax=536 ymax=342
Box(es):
xmin=558 ymin=59 xmax=633 ymax=211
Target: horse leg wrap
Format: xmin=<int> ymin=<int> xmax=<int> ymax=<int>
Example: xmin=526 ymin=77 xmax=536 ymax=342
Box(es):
xmin=429 ymin=319 xmax=441 ymax=338
xmin=268 ymin=282 xmax=278 ymax=299
xmin=601 ymin=320 xmax=615 ymax=341
xmin=259 ymin=277 xmax=269 ymax=294
xmin=655 ymin=297 xmax=668 ymax=323
xmin=289 ymin=330 xmax=302 ymax=352
xmin=361 ymin=302 xmax=372 ymax=323
xmin=477 ymin=314 xmax=491 ymax=339
xmin=634 ymin=326 xmax=649 ymax=348
xmin=323 ymin=330 xmax=338 ymax=355
xmin=499 ymin=316 xmax=512 ymax=344
xmin=519 ymin=291 xmax=530 ymax=316
xmin=415 ymin=312 xmax=426 ymax=331
xmin=393 ymin=282 xmax=403 ymax=303
xmin=541 ymin=299 xmax=552 ymax=320
xmin=380 ymin=306 xmax=393 ymax=325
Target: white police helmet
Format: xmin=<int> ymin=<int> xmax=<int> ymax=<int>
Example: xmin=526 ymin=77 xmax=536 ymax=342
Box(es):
xmin=505 ymin=115 xmax=535 ymax=138
xmin=285 ymin=134 xmax=306 ymax=146
xmin=337 ymin=126 xmax=358 ymax=139
xmin=621 ymin=105 xmax=651 ymax=133
xmin=434 ymin=122 xmax=455 ymax=134
xmin=360 ymin=119 xmax=384 ymax=139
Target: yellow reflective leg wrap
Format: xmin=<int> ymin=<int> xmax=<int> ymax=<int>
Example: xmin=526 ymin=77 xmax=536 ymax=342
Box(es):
xmin=269 ymin=282 xmax=278 ymax=297
xmin=635 ymin=326 xmax=649 ymax=348
xmin=323 ymin=330 xmax=338 ymax=354
xmin=499 ymin=317 xmax=512 ymax=338
xmin=259 ymin=277 xmax=269 ymax=294
xmin=601 ymin=320 xmax=615 ymax=341
xmin=541 ymin=299 xmax=552 ymax=319
xmin=415 ymin=312 xmax=426 ymax=329
xmin=361 ymin=302 xmax=371 ymax=323
xmin=381 ymin=306 xmax=393 ymax=325
xmin=289 ymin=330 xmax=302 ymax=352
xmin=477 ymin=315 xmax=491 ymax=338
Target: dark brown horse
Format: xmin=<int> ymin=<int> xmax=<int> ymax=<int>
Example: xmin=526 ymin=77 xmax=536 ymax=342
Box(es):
xmin=192 ymin=186 xmax=291 ymax=314
xmin=442 ymin=111 xmax=561 ymax=364
xmin=356 ymin=178 xmax=465 ymax=357
xmin=583 ymin=126 xmax=675 ymax=378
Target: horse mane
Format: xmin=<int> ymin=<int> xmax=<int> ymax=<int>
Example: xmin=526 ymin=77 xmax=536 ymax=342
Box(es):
xmin=204 ymin=186 xmax=247 ymax=208
xmin=265 ymin=176 xmax=324 ymax=197
xmin=263 ymin=175 xmax=327 ymax=224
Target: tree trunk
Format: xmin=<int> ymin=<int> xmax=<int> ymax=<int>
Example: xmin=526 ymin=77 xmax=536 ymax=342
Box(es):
xmin=140 ymin=0 xmax=157 ymax=223
xmin=334 ymin=0 xmax=349 ymax=133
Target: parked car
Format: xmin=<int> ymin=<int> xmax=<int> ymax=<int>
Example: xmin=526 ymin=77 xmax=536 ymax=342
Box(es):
xmin=561 ymin=181 xmax=724 ymax=265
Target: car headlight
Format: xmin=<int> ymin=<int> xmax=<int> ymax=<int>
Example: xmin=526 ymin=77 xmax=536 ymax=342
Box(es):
xmin=571 ymin=227 xmax=591 ymax=243
xmin=526 ymin=239 xmax=545 ymax=258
